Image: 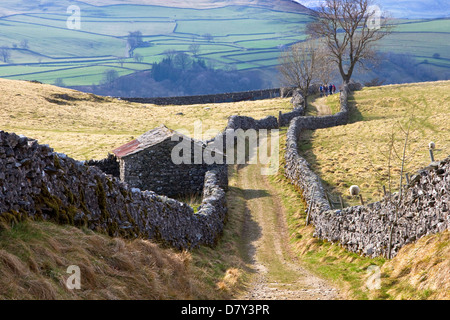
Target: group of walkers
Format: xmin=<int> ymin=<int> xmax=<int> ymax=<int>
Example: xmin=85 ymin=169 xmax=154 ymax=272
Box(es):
xmin=319 ymin=84 xmax=336 ymax=97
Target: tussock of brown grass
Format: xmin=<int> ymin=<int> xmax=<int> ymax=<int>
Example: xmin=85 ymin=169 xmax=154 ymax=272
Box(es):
xmin=0 ymin=250 xmax=29 ymax=277
xmin=380 ymin=231 xmax=450 ymax=300
xmin=217 ymin=268 xmax=241 ymax=292
xmin=0 ymin=214 xmax=248 ymax=300
xmin=0 ymin=221 xmax=212 ymax=300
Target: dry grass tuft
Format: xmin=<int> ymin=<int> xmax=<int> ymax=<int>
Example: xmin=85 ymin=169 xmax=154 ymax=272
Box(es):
xmin=0 ymin=221 xmax=214 ymax=300
xmin=0 ymin=250 xmax=29 ymax=277
xmin=217 ymin=268 xmax=241 ymax=292
xmin=380 ymin=231 xmax=450 ymax=300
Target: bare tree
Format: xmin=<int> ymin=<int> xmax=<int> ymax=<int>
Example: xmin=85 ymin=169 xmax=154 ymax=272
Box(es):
xmin=116 ymin=56 xmax=126 ymax=67
xmin=202 ymin=33 xmax=213 ymax=43
xmin=278 ymin=39 xmax=334 ymax=108
xmin=307 ymin=0 xmax=392 ymax=85
xmin=189 ymin=43 xmax=201 ymax=57
xmin=133 ymin=53 xmax=143 ymax=63
xmin=369 ymin=97 xmax=435 ymax=258
xmin=0 ymin=47 xmax=11 ymax=63
xmin=20 ymin=39 xmax=29 ymax=50
xmin=163 ymin=49 xmax=178 ymax=61
xmin=127 ymin=31 xmax=143 ymax=57
xmin=101 ymin=69 xmax=119 ymax=87
xmin=174 ymin=52 xmax=191 ymax=71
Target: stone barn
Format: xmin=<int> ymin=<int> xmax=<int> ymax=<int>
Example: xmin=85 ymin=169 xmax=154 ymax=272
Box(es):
xmin=112 ymin=125 xmax=224 ymax=197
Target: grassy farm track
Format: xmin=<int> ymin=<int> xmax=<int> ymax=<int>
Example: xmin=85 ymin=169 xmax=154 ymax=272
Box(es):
xmin=233 ymin=155 xmax=341 ymax=300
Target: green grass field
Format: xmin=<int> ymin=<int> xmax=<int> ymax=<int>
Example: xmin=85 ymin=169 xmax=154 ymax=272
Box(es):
xmin=0 ymin=4 xmax=448 ymax=87
xmin=0 ymin=4 xmax=312 ymax=86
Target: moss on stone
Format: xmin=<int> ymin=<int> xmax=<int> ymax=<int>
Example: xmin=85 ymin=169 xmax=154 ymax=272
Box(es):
xmin=95 ymin=176 xmax=109 ymax=221
xmin=63 ymin=185 xmax=76 ymax=205
xmin=107 ymin=221 xmax=119 ymax=237
xmin=78 ymin=185 xmax=90 ymax=216
xmin=0 ymin=210 xmax=28 ymax=230
xmin=53 ymin=155 xmax=62 ymax=170
xmin=106 ymin=178 xmax=114 ymax=191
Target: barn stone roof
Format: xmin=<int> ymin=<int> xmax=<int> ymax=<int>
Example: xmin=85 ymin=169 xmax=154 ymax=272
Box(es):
xmin=112 ymin=125 xmax=207 ymax=159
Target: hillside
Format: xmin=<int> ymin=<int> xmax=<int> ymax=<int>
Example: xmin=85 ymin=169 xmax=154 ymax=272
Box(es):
xmin=83 ymin=0 xmax=312 ymax=12
xmin=300 ymin=81 xmax=450 ymax=206
xmin=0 ymin=221 xmax=207 ymax=299
xmin=0 ymin=78 xmax=293 ymax=160
xmin=297 ymin=0 xmax=449 ymax=18
xmin=368 ymin=0 xmax=449 ymax=19
xmin=0 ymin=0 xmax=448 ymax=95
xmin=0 ymin=0 xmax=312 ymax=13
xmin=0 ymin=78 xmax=449 ymax=300
xmin=0 ymin=0 xmax=313 ymax=90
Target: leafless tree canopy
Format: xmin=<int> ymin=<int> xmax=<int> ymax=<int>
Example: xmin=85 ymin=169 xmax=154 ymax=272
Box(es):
xmin=0 ymin=47 xmax=11 ymax=63
xmin=278 ymin=39 xmax=334 ymax=106
xmin=307 ymin=0 xmax=392 ymax=84
xmin=189 ymin=43 xmax=201 ymax=57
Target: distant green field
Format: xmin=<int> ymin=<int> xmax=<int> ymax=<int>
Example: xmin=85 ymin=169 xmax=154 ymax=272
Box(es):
xmin=0 ymin=4 xmax=313 ymax=85
xmin=0 ymin=4 xmax=448 ymax=87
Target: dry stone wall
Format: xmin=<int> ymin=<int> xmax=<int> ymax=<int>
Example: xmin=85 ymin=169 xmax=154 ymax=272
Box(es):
xmin=123 ymin=88 xmax=282 ymax=106
xmin=284 ymin=86 xmax=449 ymax=258
xmin=226 ymin=115 xmax=278 ymax=131
xmin=1 ymin=87 xmax=296 ymax=250
xmin=0 ymin=131 xmax=227 ymax=250
xmin=312 ymin=158 xmax=450 ymax=258
xmin=86 ymin=154 xmax=120 ymax=178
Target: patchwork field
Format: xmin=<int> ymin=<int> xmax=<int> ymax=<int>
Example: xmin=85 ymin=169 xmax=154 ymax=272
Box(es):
xmin=0 ymin=2 xmax=448 ymax=87
xmin=0 ymin=4 xmax=312 ymax=86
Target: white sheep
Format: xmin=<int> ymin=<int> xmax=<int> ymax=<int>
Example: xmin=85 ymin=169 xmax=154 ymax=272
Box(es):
xmin=429 ymin=141 xmax=436 ymax=150
xmin=349 ymin=185 xmax=361 ymax=196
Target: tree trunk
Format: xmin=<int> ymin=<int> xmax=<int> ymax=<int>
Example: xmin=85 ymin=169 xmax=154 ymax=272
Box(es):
xmin=342 ymin=79 xmax=350 ymax=94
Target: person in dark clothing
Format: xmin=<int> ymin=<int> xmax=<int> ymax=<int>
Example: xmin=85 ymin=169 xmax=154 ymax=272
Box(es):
xmin=319 ymin=85 xmax=323 ymax=97
xmin=324 ymin=84 xmax=328 ymax=96
xmin=329 ymin=84 xmax=333 ymax=95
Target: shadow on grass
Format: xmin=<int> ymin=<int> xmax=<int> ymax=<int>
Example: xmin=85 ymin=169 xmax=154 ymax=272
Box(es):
xmin=225 ymin=184 xmax=263 ymax=271
xmin=347 ymin=92 xmax=364 ymax=123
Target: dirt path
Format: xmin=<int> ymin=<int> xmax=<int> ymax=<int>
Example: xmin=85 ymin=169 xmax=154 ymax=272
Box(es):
xmin=311 ymin=96 xmax=332 ymax=116
xmin=235 ymin=160 xmax=341 ymax=300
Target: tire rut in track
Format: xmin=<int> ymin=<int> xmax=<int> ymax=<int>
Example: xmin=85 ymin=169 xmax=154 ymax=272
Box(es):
xmin=235 ymin=157 xmax=341 ymax=300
